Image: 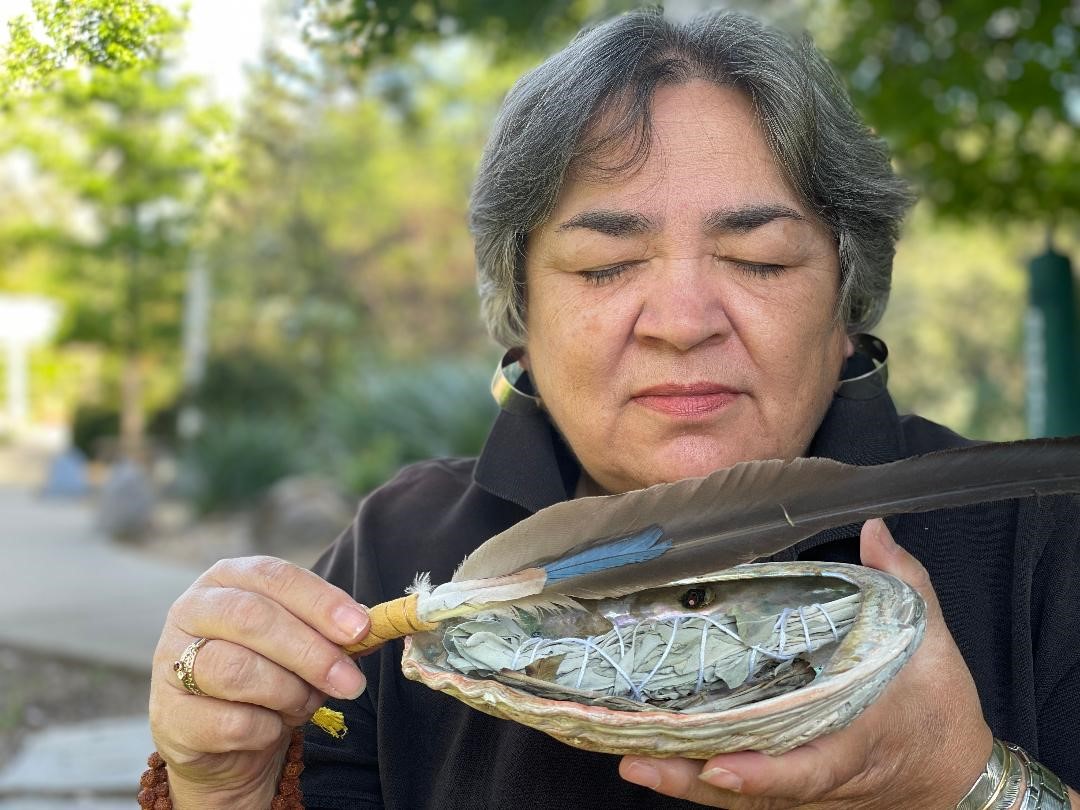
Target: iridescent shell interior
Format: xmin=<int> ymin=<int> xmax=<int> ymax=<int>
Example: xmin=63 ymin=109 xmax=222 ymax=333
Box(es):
xmin=401 ymin=561 xmax=925 ymax=757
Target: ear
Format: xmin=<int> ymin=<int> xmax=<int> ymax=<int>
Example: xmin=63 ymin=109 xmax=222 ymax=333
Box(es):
xmin=843 ymin=334 xmax=855 ymax=358
xmin=517 ymin=350 xmax=531 ymax=372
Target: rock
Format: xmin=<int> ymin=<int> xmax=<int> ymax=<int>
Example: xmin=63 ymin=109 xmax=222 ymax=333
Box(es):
xmin=41 ymin=448 xmax=90 ymax=497
xmin=250 ymin=475 xmax=353 ymax=562
xmin=96 ymin=461 xmax=155 ymax=540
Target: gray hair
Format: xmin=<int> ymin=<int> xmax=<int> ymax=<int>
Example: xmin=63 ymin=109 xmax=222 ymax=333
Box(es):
xmin=469 ymin=9 xmax=915 ymax=349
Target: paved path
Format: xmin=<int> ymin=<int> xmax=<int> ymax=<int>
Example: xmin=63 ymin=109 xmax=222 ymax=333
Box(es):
xmin=0 ymin=488 xmax=202 ymax=670
xmin=0 ymin=718 xmax=152 ymax=808
xmin=0 ymin=470 xmax=202 ymax=805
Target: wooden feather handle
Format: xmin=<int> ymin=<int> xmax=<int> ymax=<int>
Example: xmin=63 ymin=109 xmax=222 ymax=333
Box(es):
xmin=343 ymin=593 xmax=439 ymax=654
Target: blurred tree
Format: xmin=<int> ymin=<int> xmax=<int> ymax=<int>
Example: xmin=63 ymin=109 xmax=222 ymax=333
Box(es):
xmin=819 ymin=0 xmax=1078 ymax=222
xmin=304 ymin=0 xmax=1078 ymax=222
xmin=817 ymin=0 xmax=1080 ymax=437
xmin=207 ymin=33 xmax=522 ymax=381
xmin=879 ymin=210 xmax=1031 ymax=440
xmin=0 ymin=0 xmax=229 ymax=456
xmin=1 ymin=0 xmax=176 ymax=95
xmin=301 ymin=0 xmax=640 ymax=69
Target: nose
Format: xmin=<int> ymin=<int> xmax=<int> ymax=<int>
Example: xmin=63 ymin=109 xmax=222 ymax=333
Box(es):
xmin=633 ymin=257 xmax=733 ymax=352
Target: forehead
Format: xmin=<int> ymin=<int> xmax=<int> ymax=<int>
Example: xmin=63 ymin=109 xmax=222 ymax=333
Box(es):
xmin=556 ymin=80 xmax=800 ymax=219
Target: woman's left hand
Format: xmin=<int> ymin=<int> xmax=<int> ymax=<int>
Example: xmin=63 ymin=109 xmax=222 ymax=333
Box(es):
xmin=619 ymin=518 xmax=992 ymax=810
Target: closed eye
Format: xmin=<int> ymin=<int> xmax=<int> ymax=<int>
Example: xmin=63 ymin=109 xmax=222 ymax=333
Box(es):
xmin=732 ymin=260 xmax=787 ymax=278
xmin=580 ymin=263 xmax=636 ymax=286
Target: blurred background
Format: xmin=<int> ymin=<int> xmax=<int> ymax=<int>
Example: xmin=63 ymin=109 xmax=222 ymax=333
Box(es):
xmin=0 ymin=0 xmax=1076 ymax=804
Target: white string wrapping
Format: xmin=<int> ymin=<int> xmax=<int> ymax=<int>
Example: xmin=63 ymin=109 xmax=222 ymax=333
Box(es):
xmin=443 ymin=593 xmax=860 ymax=704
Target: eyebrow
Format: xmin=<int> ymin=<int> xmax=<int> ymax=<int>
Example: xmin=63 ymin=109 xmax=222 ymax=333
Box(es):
xmin=555 ymin=204 xmax=805 ymax=238
xmin=702 ymin=204 xmax=806 ymax=234
xmin=556 ymin=210 xmax=654 ymax=237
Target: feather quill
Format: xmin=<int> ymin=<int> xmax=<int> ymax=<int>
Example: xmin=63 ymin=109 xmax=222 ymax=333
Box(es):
xmin=452 ymin=436 xmax=1080 ymax=600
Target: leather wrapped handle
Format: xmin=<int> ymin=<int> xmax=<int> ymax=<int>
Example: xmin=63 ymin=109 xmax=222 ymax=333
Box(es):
xmin=343 ymin=593 xmax=439 ymax=654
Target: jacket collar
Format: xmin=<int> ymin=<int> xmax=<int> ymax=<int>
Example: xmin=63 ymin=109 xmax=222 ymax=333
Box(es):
xmin=473 ymin=407 xmax=580 ymax=514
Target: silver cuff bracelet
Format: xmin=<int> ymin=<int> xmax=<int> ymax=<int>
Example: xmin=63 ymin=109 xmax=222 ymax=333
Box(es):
xmin=1007 ymin=743 xmax=1071 ymax=810
xmin=957 ymin=738 xmax=1072 ymax=810
xmin=957 ymin=739 xmax=1022 ymax=810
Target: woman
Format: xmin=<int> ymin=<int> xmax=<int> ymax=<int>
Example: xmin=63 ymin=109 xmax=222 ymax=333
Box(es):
xmin=146 ymin=10 xmax=1080 ymax=809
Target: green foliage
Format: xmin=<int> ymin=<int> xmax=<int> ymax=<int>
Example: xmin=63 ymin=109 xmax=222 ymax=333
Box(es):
xmin=71 ymin=399 xmax=178 ymax=457
xmin=303 ymin=0 xmax=641 ymax=68
xmin=178 ymin=348 xmax=312 ymax=512
xmin=179 ymin=358 xmax=496 ymax=511
xmin=71 ymin=403 xmax=120 ymax=457
xmin=878 ymin=208 xmax=1031 ymax=440
xmin=311 ymin=359 xmax=496 ymax=495
xmin=1 ymin=0 xmax=230 ymax=451
xmin=181 ymin=416 xmax=305 ymax=513
xmin=303 ymin=0 xmax=1079 ymax=225
xmin=193 ymin=350 xmax=308 ymax=418
xmin=819 ymin=0 xmax=1079 ymax=222
xmin=2 ymin=0 xmax=180 ymax=97
xmin=205 ymin=39 xmax=505 ymax=371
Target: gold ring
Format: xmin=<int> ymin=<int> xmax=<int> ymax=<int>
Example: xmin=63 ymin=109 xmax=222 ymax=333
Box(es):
xmin=173 ymin=637 xmax=209 ymax=696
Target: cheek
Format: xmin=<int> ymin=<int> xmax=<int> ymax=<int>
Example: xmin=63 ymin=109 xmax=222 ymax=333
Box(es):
xmin=534 ymin=322 xmax=613 ymax=398
xmin=766 ymin=279 xmax=845 ymax=363
xmin=740 ymin=307 xmax=841 ymax=376
xmin=530 ymin=287 xmax=637 ymax=372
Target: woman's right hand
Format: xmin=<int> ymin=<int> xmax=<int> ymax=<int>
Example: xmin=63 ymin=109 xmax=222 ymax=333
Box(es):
xmin=148 ymin=556 xmax=370 ymax=810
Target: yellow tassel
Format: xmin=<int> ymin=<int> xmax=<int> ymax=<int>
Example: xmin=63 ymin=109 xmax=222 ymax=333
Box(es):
xmin=310 ymin=706 xmax=348 ymax=739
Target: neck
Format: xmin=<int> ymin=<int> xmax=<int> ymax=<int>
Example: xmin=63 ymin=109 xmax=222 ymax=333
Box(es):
xmin=574 ymin=471 xmax=609 ymax=498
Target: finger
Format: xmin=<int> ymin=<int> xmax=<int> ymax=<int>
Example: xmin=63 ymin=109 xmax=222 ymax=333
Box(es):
xmin=620 ymin=756 xmax=743 ymax=808
xmin=161 ymin=635 xmax=325 ymax=723
xmin=697 ymin=744 xmax=857 ymax=802
xmin=858 ymin=518 xmax=939 ymax=611
xmin=152 ymin=694 xmax=288 ymax=759
xmin=172 ymin=587 xmax=366 ymax=700
xmin=199 ymin=557 xmax=370 ymax=647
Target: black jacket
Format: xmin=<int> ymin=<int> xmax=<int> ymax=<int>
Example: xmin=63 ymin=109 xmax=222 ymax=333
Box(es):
xmin=303 ymin=388 xmax=1080 ymax=809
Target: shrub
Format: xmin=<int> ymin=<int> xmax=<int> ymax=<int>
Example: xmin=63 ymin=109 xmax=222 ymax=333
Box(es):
xmin=194 ymin=350 xmax=307 ymax=418
xmin=177 ymin=357 xmax=497 ymax=511
xmin=72 ymin=404 xmax=120 ymax=458
xmin=181 ymin=416 xmax=305 ymax=513
xmin=72 ymin=402 xmax=180 ymax=458
xmin=313 ymin=359 xmax=496 ymax=496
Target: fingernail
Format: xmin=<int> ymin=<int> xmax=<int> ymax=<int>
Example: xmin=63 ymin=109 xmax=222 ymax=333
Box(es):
xmin=332 ymin=604 xmax=369 ymax=640
xmin=700 ymin=767 xmax=743 ymax=792
xmin=327 ymin=659 xmax=366 ymax=699
xmin=623 ymin=761 xmax=661 ymax=790
xmin=873 ymin=518 xmax=897 ymax=550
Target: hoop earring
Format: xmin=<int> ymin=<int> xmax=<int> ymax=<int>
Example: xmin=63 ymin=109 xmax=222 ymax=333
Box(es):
xmin=491 ymin=349 xmax=542 ymax=415
xmin=836 ymin=333 xmax=889 ymax=400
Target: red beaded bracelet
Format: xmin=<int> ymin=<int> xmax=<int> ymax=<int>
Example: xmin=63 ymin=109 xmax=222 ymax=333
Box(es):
xmin=137 ymin=728 xmax=305 ymax=810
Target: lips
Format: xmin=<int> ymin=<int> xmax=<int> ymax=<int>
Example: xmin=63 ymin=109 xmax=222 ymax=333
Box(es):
xmin=631 ymin=383 xmax=742 ymax=418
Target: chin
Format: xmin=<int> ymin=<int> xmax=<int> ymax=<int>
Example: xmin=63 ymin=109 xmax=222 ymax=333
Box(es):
xmin=626 ymin=440 xmax=758 ymax=488
xmin=675 ymin=437 xmax=763 ymax=470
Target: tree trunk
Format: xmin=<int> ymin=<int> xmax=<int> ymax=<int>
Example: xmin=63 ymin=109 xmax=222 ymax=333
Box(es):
xmin=121 ymin=203 xmax=146 ymax=460
xmin=119 ymin=352 xmax=145 ymax=460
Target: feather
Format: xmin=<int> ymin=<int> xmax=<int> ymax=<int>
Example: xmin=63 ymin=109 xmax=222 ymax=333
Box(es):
xmin=542 ymin=525 xmax=670 ymax=582
xmin=419 ymin=568 xmax=546 ymax=618
xmin=496 ymin=594 xmax=585 ymax=619
xmin=452 ymin=436 xmax=1080 ymax=601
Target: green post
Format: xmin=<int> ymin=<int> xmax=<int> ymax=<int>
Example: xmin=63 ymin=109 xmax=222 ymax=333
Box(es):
xmin=1025 ymin=247 xmax=1080 ymax=437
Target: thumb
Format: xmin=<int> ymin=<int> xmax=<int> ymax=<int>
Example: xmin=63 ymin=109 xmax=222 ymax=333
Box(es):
xmin=859 ymin=518 xmax=937 ymax=609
